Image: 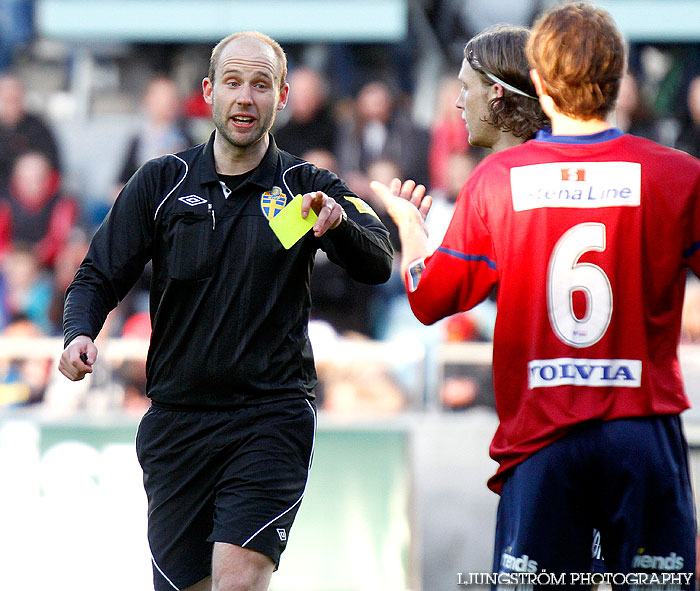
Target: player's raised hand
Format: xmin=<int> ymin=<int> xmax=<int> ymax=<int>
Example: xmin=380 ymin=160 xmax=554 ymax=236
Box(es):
xmin=370 ymin=180 xmax=429 ymax=236
xmin=370 ymin=179 xmax=431 ymax=275
xmin=389 ymin=177 xmax=433 ymax=222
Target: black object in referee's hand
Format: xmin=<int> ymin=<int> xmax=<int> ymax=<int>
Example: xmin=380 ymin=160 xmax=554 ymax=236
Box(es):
xmin=80 ymin=352 xmax=88 ymax=364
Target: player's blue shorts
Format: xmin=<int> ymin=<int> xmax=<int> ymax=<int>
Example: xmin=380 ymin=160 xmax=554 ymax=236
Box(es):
xmin=493 ymin=415 xmax=696 ymax=590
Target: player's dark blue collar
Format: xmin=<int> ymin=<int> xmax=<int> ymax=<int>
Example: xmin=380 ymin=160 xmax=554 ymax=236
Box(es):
xmin=534 ymin=127 xmax=624 ymax=144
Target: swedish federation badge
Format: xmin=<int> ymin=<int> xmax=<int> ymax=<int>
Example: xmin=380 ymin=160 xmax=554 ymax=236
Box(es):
xmin=260 ymin=186 xmax=287 ymax=220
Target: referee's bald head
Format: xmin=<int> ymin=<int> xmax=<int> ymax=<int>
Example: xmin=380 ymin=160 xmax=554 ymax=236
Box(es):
xmin=208 ymin=31 xmax=287 ymax=90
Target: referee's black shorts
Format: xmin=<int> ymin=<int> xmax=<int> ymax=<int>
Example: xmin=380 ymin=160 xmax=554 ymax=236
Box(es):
xmin=135 ymin=397 xmax=316 ymax=591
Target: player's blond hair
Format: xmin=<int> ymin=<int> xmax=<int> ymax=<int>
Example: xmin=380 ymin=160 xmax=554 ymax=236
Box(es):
xmin=527 ymin=2 xmax=626 ymax=121
xmin=208 ymin=31 xmax=287 ymax=89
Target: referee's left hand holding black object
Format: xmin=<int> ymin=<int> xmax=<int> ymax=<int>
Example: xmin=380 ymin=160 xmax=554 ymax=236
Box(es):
xmin=58 ymin=334 xmax=98 ymax=381
xmin=301 ymin=191 xmax=343 ymax=237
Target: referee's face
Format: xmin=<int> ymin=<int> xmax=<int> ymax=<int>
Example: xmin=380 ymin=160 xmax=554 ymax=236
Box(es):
xmin=204 ymin=37 xmax=289 ymax=151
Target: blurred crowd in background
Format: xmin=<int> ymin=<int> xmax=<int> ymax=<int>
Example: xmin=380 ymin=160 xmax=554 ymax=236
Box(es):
xmin=1 ymin=0 xmax=700 ymax=415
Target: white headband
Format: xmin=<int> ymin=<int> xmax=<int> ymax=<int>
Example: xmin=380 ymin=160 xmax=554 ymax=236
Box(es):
xmin=480 ymin=68 xmax=538 ymax=100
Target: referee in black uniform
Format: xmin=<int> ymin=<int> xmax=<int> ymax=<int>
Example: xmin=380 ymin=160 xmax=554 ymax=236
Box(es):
xmin=59 ymin=31 xmax=393 ymax=591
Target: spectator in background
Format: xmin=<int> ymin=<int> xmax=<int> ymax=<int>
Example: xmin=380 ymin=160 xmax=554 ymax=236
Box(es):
xmin=426 ymin=151 xmax=479 ymax=251
xmin=183 ymin=80 xmax=213 ymax=119
xmin=0 ymin=315 xmax=51 ymax=407
xmin=183 ymin=77 xmax=215 ymax=145
xmin=336 ymin=80 xmax=430 ymax=190
xmin=0 ymin=244 xmax=52 ymax=333
xmin=117 ymin=76 xmax=193 ymax=185
xmin=675 ymin=74 xmax=700 ymax=158
xmin=0 ymin=151 xmax=79 ymax=268
xmin=308 ymin=236 xmax=380 ymax=338
xmin=361 ymin=157 xmax=406 ymax=340
xmin=302 ymin=149 xmax=395 ymax=339
xmin=300 ymin=147 xmax=405 ymax=409
xmin=117 ymin=311 xmax=151 ymax=414
xmin=0 ymin=74 xmax=61 ymax=188
xmin=304 ymin=147 xmax=369 ymax=331
xmin=301 ymin=148 xmax=338 ymax=174
xmin=0 ymin=0 xmax=34 ymax=72
xmin=114 ymin=76 xmax=192 ymax=325
xmin=363 ymin=158 xmax=404 ymax=250
xmin=274 ymin=67 xmax=336 ymax=156
xmin=614 ymin=72 xmax=660 ymax=141
xmin=428 ymin=76 xmax=472 ymax=194
xmin=47 ymin=229 xmax=89 ymax=335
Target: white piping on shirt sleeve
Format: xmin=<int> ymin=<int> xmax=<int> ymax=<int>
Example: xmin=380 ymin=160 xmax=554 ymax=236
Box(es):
xmin=281 ymin=162 xmax=308 ymax=199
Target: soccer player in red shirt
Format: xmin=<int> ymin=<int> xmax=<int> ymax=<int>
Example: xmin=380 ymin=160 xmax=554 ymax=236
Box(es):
xmin=374 ymin=2 xmax=698 ymax=585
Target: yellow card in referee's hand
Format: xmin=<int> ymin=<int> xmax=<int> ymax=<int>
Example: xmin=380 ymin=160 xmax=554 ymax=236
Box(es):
xmin=269 ymin=194 xmax=317 ymax=249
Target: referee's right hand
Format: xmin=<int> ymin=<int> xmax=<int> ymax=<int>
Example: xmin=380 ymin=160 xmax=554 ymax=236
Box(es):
xmin=59 ymin=335 xmax=98 ymax=381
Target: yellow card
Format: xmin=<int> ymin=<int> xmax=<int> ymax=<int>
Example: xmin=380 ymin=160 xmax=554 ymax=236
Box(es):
xmin=269 ymin=194 xmax=317 ymax=249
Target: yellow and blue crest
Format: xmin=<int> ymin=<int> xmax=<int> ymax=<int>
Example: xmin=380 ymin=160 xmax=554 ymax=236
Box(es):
xmin=260 ymin=186 xmax=287 ymax=220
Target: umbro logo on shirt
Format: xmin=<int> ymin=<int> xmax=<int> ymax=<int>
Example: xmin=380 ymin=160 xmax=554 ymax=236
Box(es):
xmin=178 ymin=195 xmax=208 ymax=206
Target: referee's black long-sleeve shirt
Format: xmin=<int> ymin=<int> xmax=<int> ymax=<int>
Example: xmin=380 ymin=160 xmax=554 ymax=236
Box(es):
xmin=63 ymin=133 xmax=393 ymax=408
